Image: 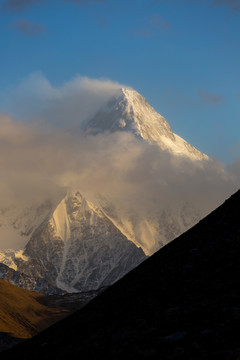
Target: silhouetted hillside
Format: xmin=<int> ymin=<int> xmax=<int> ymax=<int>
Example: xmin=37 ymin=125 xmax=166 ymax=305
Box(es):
xmin=2 ymin=190 xmax=240 ymax=359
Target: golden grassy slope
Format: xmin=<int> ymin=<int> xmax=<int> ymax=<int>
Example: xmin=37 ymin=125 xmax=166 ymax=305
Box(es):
xmin=0 ymin=279 xmax=68 ymax=339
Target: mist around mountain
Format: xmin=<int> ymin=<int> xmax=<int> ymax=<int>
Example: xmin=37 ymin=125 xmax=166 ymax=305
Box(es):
xmin=1 ymin=188 xmax=239 ymax=359
xmin=0 ymin=86 xmax=239 ymax=296
xmin=0 ymin=83 xmax=239 ymax=358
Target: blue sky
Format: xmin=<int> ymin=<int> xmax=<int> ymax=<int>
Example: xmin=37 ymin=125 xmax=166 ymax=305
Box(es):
xmin=0 ymin=0 xmax=240 ymax=163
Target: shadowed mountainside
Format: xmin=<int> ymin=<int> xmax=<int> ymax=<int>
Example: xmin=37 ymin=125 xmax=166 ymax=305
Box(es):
xmin=1 ymin=189 xmax=240 ymax=359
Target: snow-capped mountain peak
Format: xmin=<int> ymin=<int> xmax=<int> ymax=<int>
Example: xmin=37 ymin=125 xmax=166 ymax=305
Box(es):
xmin=19 ymin=191 xmax=146 ymax=293
xmin=0 ymin=87 xmax=209 ymax=295
xmin=85 ymin=87 xmax=208 ymax=160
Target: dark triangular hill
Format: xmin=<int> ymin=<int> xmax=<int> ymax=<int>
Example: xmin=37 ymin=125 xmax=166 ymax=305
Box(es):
xmin=2 ymin=190 xmax=240 ymax=359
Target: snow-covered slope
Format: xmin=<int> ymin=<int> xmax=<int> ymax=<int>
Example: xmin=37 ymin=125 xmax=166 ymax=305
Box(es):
xmin=95 ymin=194 xmax=202 ymax=256
xmin=10 ymin=192 xmax=146 ymax=293
xmin=85 ymin=88 xmax=208 ymax=160
xmin=0 ymin=201 xmax=53 ymax=252
xmin=0 ymin=87 xmax=209 ymax=294
xmin=0 ymin=262 xmax=63 ymax=294
xmin=0 ymin=201 xmax=53 ymax=271
xmin=84 ymin=88 xmax=208 ymax=255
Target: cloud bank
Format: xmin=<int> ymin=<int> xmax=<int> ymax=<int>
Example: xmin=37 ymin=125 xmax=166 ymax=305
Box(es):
xmin=0 ymin=74 xmax=239 ymax=253
xmin=0 ymin=112 xmax=238 ymax=215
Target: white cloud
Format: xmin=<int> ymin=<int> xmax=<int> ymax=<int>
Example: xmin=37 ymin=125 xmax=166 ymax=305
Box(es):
xmin=0 ymin=73 xmax=239 ymax=251
xmin=0 ymin=111 xmax=238 ymax=217
xmin=0 ymin=72 xmax=128 ymax=128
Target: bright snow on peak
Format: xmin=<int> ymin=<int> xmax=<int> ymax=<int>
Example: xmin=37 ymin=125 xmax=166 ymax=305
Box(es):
xmin=85 ymin=87 xmax=208 ymax=161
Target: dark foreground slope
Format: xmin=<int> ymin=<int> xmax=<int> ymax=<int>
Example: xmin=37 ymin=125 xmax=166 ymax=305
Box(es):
xmin=2 ymin=190 xmax=240 ymax=359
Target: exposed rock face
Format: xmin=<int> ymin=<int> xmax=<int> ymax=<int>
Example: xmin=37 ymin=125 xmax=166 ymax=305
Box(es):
xmin=0 ymin=263 xmax=63 ymax=295
xmin=16 ymin=192 xmax=146 ymax=293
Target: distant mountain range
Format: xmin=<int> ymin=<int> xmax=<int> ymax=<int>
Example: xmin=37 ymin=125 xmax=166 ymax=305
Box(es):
xmin=0 ymin=88 xmax=209 ymax=294
xmin=1 ymin=188 xmax=239 ymax=359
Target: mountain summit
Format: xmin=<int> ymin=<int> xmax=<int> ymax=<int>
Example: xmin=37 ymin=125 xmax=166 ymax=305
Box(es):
xmin=86 ymin=88 xmax=208 ymax=160
xmin=0 ymin=192 xmax=146 ymax=294
xmin=0 ymin=87 xmax=209 ymax=295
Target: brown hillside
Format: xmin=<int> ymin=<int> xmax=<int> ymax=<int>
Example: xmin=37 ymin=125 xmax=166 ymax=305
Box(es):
xmin=0 ymin=279 xmax=68 ymax=340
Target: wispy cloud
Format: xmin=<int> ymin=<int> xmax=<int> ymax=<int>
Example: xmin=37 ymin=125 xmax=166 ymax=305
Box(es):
xmin=2 ymin=0 xmax=46 ymax=13
xmin=213 ymin=0 xmax=240 ymax=11
xmin=64 ymin=0 xmax=106 ymax=4
xmin=0 ymin=112 xmax=238 ymax=234
xmin=95 ymin=16 xmax=109 ymax=29
xmin=156 ymin=0 xmax=240 ymax=12
xmin=197 ymin=90 xmax=225 ymax=105
xmin=132 ymin=28 xmax=152 ymax=38
xmin=236 ymin=93 xmax=240 ymax=99
xmin=0 ymin=72 xmax=127 ymax=127
xmin=132 ymin=13 xmax=171 ymax=38
xmin=150 ymin=13 xmax=171 ymax=30
xmin=0 ymin=73 xmax=239 ymax=252
xmin=2 ymin=0 xmax=106 ymax=13
xmin=12 ymin=19 xmax=46 ymax=36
